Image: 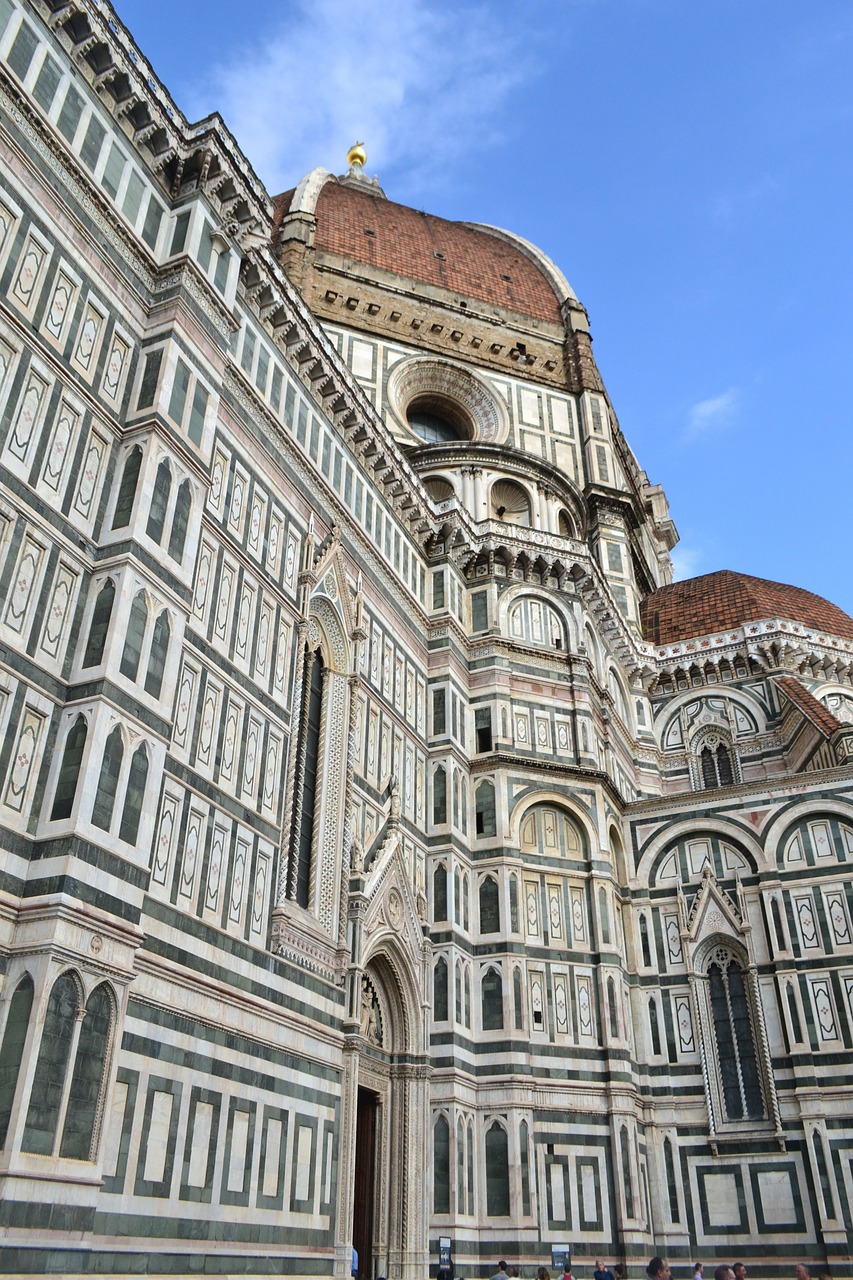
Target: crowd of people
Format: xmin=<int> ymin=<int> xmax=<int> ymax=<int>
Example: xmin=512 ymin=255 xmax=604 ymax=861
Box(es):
xmin=487 ymin=1258 xmax=823 ymax=1280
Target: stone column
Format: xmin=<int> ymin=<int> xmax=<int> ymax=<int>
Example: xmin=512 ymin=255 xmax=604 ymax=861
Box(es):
xmin=471 ymin=467 xmax=485 ymax=521
xmin=460 ymin=467 xmax=473 ymax=514
xmin=334 ymin=1038 xmax=361 ymax=1280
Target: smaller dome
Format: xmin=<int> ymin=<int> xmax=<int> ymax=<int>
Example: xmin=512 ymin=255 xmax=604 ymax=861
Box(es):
xmin=641 ymin=570 xmax=853 ymax=645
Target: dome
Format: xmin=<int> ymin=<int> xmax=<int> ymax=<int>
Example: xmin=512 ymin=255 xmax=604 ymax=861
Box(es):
xmin=640 ymin=570 xmax=853 ymax=646
xmin=273 ymin=174 xmax=572 ymax=324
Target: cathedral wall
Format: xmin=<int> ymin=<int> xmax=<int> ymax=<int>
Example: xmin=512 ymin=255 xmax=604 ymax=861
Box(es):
xmin=0 ymin=1 xmax=851 ymax=1276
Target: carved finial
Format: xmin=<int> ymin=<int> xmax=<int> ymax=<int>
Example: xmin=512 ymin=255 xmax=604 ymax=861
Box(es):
xmin=354 ymin=571 xmax=364 ymax=630
xmin=388 ymin=774 xmax=401 ymax=823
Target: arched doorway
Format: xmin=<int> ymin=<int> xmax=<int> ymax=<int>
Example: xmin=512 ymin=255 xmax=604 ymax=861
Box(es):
xmin=342 ymin=950 xmax=429 ymax=1280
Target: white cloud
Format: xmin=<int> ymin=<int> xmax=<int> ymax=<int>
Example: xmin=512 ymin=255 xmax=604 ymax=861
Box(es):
xmin=185 ymin=0 xmax=531 ymax=196
xmin=670 ymin=544 xmax=704 ymax=582
xmin=685 ymin=388 xmax=739 ymax=439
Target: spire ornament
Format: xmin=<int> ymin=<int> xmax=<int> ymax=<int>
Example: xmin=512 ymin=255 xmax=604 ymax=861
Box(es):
xmin=347 ymin=141 xmax=367 ymax=170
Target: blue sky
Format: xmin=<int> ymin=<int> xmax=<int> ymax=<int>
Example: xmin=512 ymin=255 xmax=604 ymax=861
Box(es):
xmin=118 ymin=0 xmax=853 ymax=614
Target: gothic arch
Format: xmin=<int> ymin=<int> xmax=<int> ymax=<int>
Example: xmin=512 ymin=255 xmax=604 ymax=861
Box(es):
xmin=308 ymin=593 xmax=351 ymax=674
xmin=362 ymin=938 xmax=424 ymax=1058
xmin=345 ymin=941 xmax=430 ymax=1280
xmin=688 ymin=723 xmax=741 ymax=791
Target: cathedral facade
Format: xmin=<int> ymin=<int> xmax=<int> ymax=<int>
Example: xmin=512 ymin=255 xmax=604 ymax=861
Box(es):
xmin=0 ymin=2 xmax=852 ymax=1276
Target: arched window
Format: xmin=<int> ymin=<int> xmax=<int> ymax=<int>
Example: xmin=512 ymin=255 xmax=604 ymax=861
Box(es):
xmin=433 ymin=863 xmax=448 ymax=921
xmin=432 ymin=765 xmax=447 ymax=825
xmin=82 ymin=580 xmax=114 ymax=668
xmin=168 ymin=479 xmax=191 ymax=562
xmin=812 ymin=1128 xmax=836 ymax=1219
xmin=663 ymin=1136 xmax=680 ymax=1222
xmin=462 ymin=873 xmax=470 ymax=931
xmin=146 ymin=460 xmax=172 ymax=543
xmin=620 ymin=1126 xmax=634 ymax=1217
xmin=434 ymin=958 xmax=449 ymax=1022
xmin=454 ymin=962 xmax=463 ymax=1023
xmin=144 ymin=611 xmax=170 ymax=697
xmin=485 ymin=1121 xmax=509 ymax=1215
xmin=697 ymin=738 xmax=736 ymax=790
xmin=433 ymin=1115 xmax=450 ymax=1214
xmin=21 ymin=973 xmax=79 ymax=1154
xmin=607 ymin=668 xmax=630 ymax=726
xmin=111 ymin=446 xmax=142 ymax=529
xmin=466 ymin=1120 xmax=474 ymax=1213
xmin=0 ymin=975 xmax=34 ymax=1147
xmin=456 ymin=1117 xmax=466 ymax=1214
xmin=482 ymin=968 xmax=503 ymax=1031
xmin=475 ymin=780 xmax=496 ymax=838
xmin=786 ymin=982 xmax=802 ymax=1044
xmin=649 ymin=998 xmax=661 ymax=1055
xmin=639 ymin=912 xmax=652 ymax=967
xmin=507 ymin=596 xmax=566 ymax=650
xmin=717 ymin=744 xmax=734 ymax=785
xmin=513 ymin=968 xmax=523 ymax=1030
xmin=463 ymin=968 xmax=471 ymax=1028
xmin=293 ymin=646 xmax=323 ymax=910
xmin=707 ymin=951 xmax=764 ymax=1121
xmin=59 ymin=983 xmax=113 ymax=1160
xmin=508 ymin=874 xmax=519 ymax=933
xmin=771 ymin=897 xmax=786 ymax=952
xmin=119 ymin=745 xmax=148 ymax=845
xmin=120 ymin=593 xmax=148 ymax=681
xmin=519 ymin=1120 xmax=531 ymax=1215
xmin=91 ymin=726 xmax=124 ymax=831
xmin=50 ymin=715 xmax=87 ymax=821
xmin=558 ymin=509 xmax=575 ymax=538
xmin=519 ymin=804 xmax=583 ymax=857
xmin=479 ymin=876 xmax=500 ymax=934
xmin=599 ymin=887 xmax=611 ymax=946
xmin=607 ymin=976 xmax=619 ymax=1039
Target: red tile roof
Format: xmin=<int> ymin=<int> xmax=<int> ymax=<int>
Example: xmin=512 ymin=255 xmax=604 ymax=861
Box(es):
xmin=640 ymin=570 xmax=853 ymax=645
xmin=773 ymin=676 xmax=842 ymax=738
xmin=274 ymin=181 xmax=563 ymax=324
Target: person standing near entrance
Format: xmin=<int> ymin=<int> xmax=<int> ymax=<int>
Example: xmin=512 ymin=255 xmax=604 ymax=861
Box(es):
xmin=594 ymin=1260 xmax=615 ymax=1280
xmin=492 ymin=1263 xmax=509 ymax=1280
xmin=351 ymin=1246 xmax=358 ymax=1280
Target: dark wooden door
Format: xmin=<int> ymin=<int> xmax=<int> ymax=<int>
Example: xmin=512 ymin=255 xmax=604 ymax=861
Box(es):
xmin=352 ymin=1088 xmax=377 ymax=1280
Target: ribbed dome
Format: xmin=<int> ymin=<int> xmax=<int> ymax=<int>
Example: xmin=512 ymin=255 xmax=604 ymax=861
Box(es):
xmin=273 ymin=179 xmax=567 ymax=324
xmin=641 ymin=570 xmax=853 ymax=645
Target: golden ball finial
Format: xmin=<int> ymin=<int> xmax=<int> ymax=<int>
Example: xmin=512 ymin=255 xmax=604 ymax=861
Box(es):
xmin=347 ymin=141 xmax=367 ymax=169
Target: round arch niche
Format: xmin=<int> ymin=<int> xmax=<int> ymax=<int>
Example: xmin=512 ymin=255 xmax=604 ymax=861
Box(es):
xmin=387 ymin=356 xmax=509 ymax=446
